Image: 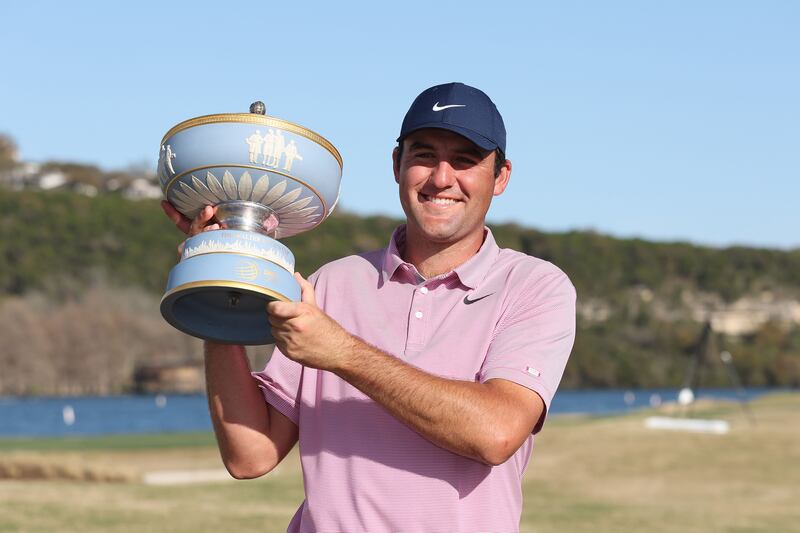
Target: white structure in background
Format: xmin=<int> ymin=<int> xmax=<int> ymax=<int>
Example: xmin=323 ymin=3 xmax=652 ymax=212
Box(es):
xmin=38 ymin=170 xmax=68 ymax=190
xmin=645 ymin=385 xmax=733 ymax=435
xmin=123 ymin=176 xmax=162 ymax=199
xmin=645 ymin=416 xmax=730 ymax=434
xmin=143 ymin=469 xmax=234 ymax=486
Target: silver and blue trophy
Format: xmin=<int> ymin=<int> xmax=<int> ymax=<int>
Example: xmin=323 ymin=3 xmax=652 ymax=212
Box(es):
xmin=158 ymin=102 xmax=342 ymax=345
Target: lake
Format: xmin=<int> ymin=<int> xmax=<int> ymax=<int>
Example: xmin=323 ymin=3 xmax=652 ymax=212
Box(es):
xmin=0 ymin=388 xmax=783 ymax=437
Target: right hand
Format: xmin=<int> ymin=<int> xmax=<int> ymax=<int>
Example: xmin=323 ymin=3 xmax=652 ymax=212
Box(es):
xmin=161 ymin=201 xmax=220 ymax=256
xmin=161 ymin=201 xmax=220 ymax=237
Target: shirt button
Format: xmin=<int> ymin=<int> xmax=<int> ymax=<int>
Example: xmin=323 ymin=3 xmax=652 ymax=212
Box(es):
xmin=420 ymin=287 xmax=429 ymax=294
xmin=414 ymin=311 xmax=423 ymax=319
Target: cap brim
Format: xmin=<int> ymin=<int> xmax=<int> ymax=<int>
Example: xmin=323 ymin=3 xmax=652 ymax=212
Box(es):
xmin=396 ymin=123 xmax=499 ymax=152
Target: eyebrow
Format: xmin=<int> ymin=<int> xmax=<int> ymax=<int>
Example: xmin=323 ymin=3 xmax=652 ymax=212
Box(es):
xmin=408 ymin=141 xmax=435 ymax=151
xmin=454 ymin=146 xmax=484 ymax=159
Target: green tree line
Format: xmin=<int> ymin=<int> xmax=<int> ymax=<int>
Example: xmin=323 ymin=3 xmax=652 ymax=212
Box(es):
xmin=1 ymin=188 xmax=798 ymax=389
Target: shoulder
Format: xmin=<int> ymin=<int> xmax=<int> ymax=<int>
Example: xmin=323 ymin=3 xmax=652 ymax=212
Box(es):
xmin=493 ymin=247 xmax=576 ymax=299
xmin=486 ymin=248 xmax=576 ymax=338
xmin=306 ymin=249 xmax=385 ymax=311
xmin=310 ymin=249 xmax=383 ymax=280
xmin=307 ymin=248 xmax=385 ymax=292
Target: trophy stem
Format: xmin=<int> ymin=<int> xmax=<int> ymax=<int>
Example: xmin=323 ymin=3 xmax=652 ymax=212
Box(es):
xmin=215 ymin=201 xmax=279 ymax=237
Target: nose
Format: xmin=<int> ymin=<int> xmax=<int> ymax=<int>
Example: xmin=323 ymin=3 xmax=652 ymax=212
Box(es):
xmin=430 ymin=160 xmax=456 ymax=189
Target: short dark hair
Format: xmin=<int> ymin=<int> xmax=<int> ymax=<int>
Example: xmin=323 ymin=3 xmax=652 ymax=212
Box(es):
xmin=395 ymin=142 xmax=506 ymax=178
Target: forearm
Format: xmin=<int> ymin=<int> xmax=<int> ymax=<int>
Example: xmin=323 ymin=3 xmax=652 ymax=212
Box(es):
xmin=331 ymin=338 xmax=524 ymax=465
xmin=204 ymin=342 xmax=280 ymax=477
xmin=267 ymin=280 xmax=538 ymax=465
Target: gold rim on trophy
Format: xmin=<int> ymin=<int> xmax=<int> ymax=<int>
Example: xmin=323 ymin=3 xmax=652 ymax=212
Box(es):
xmin=161 ymin=113 xmax=343 ymax=168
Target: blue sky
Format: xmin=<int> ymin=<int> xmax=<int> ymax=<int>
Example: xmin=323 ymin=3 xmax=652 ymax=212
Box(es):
xmin=1 ymin=1 xmax=798 ymax=249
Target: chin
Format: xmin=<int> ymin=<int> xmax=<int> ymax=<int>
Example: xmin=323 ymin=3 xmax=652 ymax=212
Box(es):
xmin=416 ymin=222 xmax=465 ymax=243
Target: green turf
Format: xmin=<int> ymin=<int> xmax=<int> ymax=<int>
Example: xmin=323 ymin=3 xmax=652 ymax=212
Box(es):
xmin=0 ymin=432 xmax=217 ymax=452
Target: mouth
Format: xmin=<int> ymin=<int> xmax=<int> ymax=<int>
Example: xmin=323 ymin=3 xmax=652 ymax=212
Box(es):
xmin=419 ymin=193 xmax=462 ymax=207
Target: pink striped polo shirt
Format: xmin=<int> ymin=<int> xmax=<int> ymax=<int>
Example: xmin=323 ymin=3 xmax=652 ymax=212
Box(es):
xmin=253 ymin=226 xmax=576 ymax=532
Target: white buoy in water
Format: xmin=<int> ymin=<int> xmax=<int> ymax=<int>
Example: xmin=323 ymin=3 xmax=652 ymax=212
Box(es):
xmin=623 ymin=391 xmax=636 ymax=406
xmin=678 ymin=387 xmax=695 ymax=406
xmin=649 ymin=393 xmax=662 ymax=408
xmin=62 ymin=405 xmax=75 ymax=426
xmin=155 ymin=394 xmax=167 ymax=408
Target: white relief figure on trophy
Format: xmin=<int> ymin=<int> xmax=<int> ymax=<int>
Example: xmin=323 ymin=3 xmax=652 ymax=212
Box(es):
xmin=270 ymin=130 xmax=286 ymax=168
xmin=261 ymin=129 xmax=276 ymax=166
xmin=158 ymin=144 xmax=177 ymax=181
xmin=246 ymin=130 xmax=264 ymax=163
xmin=283 ymin=139 xmax=303 ymax=172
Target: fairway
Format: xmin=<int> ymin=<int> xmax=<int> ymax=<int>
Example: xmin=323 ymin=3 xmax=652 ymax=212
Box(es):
xmin=1 ymin=393 xmax=798 ymax=532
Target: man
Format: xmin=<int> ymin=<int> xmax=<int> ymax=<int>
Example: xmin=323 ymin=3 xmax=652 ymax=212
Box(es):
xmin=162 ymin=82 xmax=576 ymax=532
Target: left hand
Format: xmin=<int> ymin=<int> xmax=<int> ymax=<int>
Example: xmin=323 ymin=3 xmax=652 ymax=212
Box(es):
xmin=267 ymin=273 xmax=354 ymax=371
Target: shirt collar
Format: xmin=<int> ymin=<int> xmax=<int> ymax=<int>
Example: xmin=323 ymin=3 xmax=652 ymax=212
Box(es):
xmin=380 ymin=225 xmax=412 ymax=286
xmin=380 ymin=225 xmax=500 ymax=290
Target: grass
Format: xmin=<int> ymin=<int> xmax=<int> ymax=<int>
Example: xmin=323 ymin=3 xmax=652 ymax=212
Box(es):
xmin=1 ymin=393 xmax=798 ymax=532
xmin=0 ymin=432 xmax=217 ymax=453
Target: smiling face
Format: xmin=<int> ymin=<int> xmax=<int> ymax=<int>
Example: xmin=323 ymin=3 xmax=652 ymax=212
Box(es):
xmin=393 ymin=128 xmax=511 ymax=253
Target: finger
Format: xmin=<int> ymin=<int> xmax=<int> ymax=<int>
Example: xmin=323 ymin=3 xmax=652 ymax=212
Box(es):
xmin=266 ymin=300 xmax=302 ymax=319
xmin=189 ymin=205 xmax=215 ymax=236
xmin=161 ymin=200 xmax=191 ymax=234
xmin=267 ymin=315 xmax=293 ymax=330
xmin=295 ymin=273 xmax=316 ymax=307
xmin=202 ymin=223 xmax=220 ymax=232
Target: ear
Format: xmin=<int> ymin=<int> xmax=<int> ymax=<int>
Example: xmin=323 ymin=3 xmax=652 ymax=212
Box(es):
xmin=493 ymin=158 xmax=512 ymax=196
xmin=392 ymin=146 xmax=401 ymax=184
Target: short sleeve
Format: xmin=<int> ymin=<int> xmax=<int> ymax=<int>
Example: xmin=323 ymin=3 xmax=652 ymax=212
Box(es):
xmin=251 ymin=346 xmax=304 ymax=426
xmin=479 ymin=268 xmax=576 ymax=433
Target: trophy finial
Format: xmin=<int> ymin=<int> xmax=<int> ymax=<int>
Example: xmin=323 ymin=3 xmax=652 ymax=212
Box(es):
xmin=249 ymin=101 xmax=266 ymax=115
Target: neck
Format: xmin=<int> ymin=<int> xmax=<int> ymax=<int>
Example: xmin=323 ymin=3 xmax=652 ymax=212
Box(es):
xmin=402 ymin=225 xmax=485 ymax=279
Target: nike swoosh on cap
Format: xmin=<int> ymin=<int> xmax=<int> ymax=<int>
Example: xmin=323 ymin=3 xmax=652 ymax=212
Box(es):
xmin=432 ymin=102 xmax=466 ymax=112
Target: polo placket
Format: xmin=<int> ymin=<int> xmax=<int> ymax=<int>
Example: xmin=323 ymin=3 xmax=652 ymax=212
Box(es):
xmin=404 ymin=283 xmax=432 ymax=357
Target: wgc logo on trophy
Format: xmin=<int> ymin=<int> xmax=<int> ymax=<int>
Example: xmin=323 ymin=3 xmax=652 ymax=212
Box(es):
xmin=158 ymin=102 xmax=342 ymax=345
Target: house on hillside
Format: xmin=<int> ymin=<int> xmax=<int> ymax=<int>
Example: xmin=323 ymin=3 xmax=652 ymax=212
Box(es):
xmin=123 ymin=177 xmax=162 ymax=199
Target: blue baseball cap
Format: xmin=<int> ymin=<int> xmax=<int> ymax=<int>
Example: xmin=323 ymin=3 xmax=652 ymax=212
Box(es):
xmin=397 ymin=82 xmax=506 ymax=154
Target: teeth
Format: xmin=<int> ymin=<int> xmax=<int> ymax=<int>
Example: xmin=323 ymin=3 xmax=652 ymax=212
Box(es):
xmin=426 ymin=195 xmax=458 ymax=205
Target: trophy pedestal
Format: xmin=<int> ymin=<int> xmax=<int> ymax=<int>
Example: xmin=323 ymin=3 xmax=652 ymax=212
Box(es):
xmin=160 ymin=230 xmax=301 ymax=345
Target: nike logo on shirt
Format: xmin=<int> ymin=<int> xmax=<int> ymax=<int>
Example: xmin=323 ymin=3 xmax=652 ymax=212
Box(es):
xmin=432 ymin=102 xmax=466 ymax=112
xmin=463 ymin=293 xmax=494 ymax=305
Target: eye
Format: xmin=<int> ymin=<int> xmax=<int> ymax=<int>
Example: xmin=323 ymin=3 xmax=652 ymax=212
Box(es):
xmin=454 ymin=156 xmax=478 ymax=167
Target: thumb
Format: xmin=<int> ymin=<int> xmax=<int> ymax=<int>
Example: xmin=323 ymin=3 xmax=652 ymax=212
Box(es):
xmin=295 ymin=272 xmax=316 ymax=307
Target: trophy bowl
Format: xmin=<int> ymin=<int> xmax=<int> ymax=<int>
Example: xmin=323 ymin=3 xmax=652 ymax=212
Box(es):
xmin=158 ymin=102 xmax=342 ymax=345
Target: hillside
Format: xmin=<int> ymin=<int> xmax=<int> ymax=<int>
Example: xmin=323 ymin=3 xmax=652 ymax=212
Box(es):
xmin=1 ymin=188 xmax=798 ymax=394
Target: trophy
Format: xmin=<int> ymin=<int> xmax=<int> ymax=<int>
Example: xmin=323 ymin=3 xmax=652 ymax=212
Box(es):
xmin=158 ymin=101 xmax=342 ymax=345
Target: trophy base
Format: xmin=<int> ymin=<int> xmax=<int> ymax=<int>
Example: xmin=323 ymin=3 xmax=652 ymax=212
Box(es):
xmin=160 ymin=230 xmax=301 ymax=345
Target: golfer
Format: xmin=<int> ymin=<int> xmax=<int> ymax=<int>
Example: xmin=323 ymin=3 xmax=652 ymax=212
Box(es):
xmin=162 ymin=82 xmax=576 ymax=532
